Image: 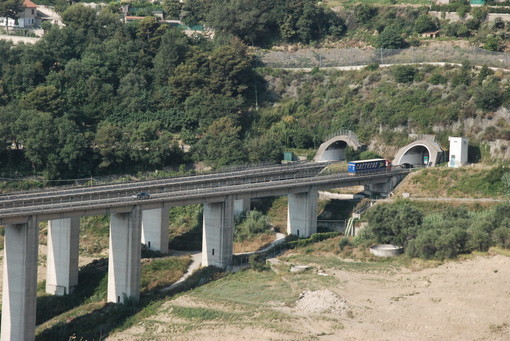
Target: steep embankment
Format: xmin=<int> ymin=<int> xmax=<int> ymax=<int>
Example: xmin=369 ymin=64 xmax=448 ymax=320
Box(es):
xmin=394 ymin=164 xmax=510 ymax=199
xmin=258 ymin=64 xmax=510 ymax=160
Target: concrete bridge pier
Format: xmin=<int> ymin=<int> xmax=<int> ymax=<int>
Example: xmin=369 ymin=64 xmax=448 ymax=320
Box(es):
xmin=46 ymin=217 xmax=80 ymax=296
xmin=142 ymin=206 xmax=169 ymax=254
xmin=364 ymin=174 xmax=406 ymax=195
xmin=1 ymin=216 xmax=39 ymax=341
xmin=234 ymin=197 xmax=250 ymax=216
xmin=287 ymin=187 xmax=318 ymax=237
xmin=108 ymin=206 xmax=142 ymax=304
xmin=202 ymin=197 xmax=234 ymax=268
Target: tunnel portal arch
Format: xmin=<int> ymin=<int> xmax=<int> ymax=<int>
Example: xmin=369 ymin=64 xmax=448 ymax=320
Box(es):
xmin=393 ymin=139 xmax=444 ymax=167
xmin=314 ymin=131 xmax=362 ymax=162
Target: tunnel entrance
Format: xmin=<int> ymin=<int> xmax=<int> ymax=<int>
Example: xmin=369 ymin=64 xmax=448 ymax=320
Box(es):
xmin=399 ymin=145 xmax=430 ymax=167
xmin=319 ymin=141 xmax=348 ymax=161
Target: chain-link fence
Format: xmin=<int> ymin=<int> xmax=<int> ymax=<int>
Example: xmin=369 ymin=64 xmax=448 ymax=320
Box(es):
xmin=257 ymin=47 xmax=510 ymax=69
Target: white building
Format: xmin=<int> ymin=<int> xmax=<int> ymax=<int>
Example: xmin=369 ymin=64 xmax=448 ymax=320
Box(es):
xmin=448 ymin=137 xmax=469 ymax=168
xmin=0 ymin=0 xmax=38 ymax=29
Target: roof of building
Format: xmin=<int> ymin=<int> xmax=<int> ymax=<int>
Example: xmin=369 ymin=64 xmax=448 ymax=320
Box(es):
xmin=23 ymin=0 xmax=38 ymax=8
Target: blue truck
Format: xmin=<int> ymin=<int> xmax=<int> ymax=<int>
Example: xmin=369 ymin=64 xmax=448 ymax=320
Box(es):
xmin=347 ymin=158 xmax=391 ymax=174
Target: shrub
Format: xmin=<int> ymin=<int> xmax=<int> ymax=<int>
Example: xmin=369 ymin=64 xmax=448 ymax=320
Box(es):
xmin=249 ymin=254 xmax=267 ymax=271
xmin=392 ymin=65 xmax=417 ymax=83
xmin=474 ymin=83 xmax=502 ymax=111
xmin=375 ymin=26 xmax=406 ymax=49
xmin=339 ymin=237 xmax=352 ymax=250
xmin=428 ymin=72 xmax=447 ymax=85
xmin=493 ymin=226 xmax=510 ymax=248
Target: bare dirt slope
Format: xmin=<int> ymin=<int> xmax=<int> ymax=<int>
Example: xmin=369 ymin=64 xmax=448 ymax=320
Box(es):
xmin=109 ymin=254 xmax=510 ymax=341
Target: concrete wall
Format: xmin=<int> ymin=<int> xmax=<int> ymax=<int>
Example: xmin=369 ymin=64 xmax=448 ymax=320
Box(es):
xmin=202 ymin=198 xmax=234 ymax=268
xmin=1 ymin=216 xmax=39 ymax=341
xmin=142 ymin=207 xmax=169 ymax=254
xmin=321 ymin=148 xmax=345 ymax=162
xmin=287 ymin=187 xmax=318 ymax=237
xmin=46 ymin=217 xmax=80 ymax=295
xmin=108 ymin=206 xmax=142 ymax=304
xmin=448 ymin=137 xmax=469 ymax=167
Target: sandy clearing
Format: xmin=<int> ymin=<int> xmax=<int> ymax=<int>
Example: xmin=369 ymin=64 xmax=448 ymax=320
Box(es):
xmin=110 ymin=254 xmax=510 ymax=341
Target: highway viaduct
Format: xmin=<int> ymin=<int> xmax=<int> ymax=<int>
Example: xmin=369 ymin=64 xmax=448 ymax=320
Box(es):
xmin=0 ymin=163 xmax=409 ymax=340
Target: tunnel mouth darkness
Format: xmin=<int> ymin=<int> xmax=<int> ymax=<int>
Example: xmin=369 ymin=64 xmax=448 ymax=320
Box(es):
xmin=398 ymin=145 xmax=430 ymax=167
xmin=319 ymin=140 xmax=349 ymax=161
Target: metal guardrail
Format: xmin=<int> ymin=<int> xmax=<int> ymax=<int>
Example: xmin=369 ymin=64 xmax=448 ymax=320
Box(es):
xmin=0 ymin=168 xmax=410 ymax=220
xmin=0 ymin=162 xmax=326 ymax=202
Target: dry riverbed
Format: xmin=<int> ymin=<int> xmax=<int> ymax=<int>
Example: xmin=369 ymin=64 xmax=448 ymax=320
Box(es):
xmin=109 ymin=251 xmax=510 ymax=341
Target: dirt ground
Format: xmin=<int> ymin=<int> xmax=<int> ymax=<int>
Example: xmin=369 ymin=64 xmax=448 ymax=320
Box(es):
xmin=109 ymin=253 xmax=510 ymax=341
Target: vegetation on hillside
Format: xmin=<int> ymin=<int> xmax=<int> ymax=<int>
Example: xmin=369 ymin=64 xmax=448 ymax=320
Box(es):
xmin=358 ymin=200 xmax=510 ymax=260
xmin=257 ymin=63 xmax=510 ymax=154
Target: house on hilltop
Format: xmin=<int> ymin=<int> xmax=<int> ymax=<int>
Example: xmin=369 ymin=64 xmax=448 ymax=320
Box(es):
xmin=0 ymin=0 xmax=38 ymax=29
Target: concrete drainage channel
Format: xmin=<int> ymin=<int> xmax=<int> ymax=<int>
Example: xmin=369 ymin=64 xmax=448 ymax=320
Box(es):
xmin=369 ymin=244 xmax=404 ymax=257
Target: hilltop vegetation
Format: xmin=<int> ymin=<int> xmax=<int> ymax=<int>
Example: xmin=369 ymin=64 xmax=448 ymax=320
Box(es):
xmin=1 ymin=1 xmax=510 ymax=181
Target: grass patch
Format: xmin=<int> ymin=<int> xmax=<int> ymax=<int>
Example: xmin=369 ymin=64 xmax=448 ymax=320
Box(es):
xmin=141 ymin=256 xmax=191 ymax=292
xmin=398 ymin=166 xmax=510 ymax=198
xmin=169 ymin=305 xmax=239 ymax=322
xmin=192 ymin=270 xmax=295 ymax=306
xmin=79 ymin=216 xmax=109 ymax=256
xmin=36 ymin=256 xmax=196 ymax=340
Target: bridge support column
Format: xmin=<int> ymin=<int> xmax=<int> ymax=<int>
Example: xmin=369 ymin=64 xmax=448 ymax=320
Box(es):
xmin=202 ymin=197 xmax=234 ymax=268
xmin=233 ymin=197 xmax=250 ymax=216
xmin=1 ymin=216 xmax=38 ymax=341
xmin=287 ymin=187 xmax=318 ymax=238
xmin=108 ymin=206 xmax=142 ymax=304
xmin=46 ymin=217 xmax=80 ymax=296
xmin=142 ymin=206 xmax=169 ymax=254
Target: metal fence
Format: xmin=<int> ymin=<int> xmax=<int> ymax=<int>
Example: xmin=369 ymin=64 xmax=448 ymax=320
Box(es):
xmin=257 ymin=47 xmax=510 ymax=70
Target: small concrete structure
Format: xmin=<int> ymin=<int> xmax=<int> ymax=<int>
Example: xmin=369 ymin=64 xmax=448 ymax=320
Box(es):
xmin=448 ymin=137 xmax=469 ymax=168
xmin=369 ymin=244 xmax=403 ymax=257
xmin=202 ymin=197 xmax=234 ymax=268
xmin=393 ymin=137 xmax=444 ymax=167
xmin=1 ymin=216 xmax=39 ymax=341
xmin=46 ymin=217 xmax=80 ymax=295
xmin=108 ymin=206 xmax=142 ymax=304
xmin=142 ymin=206 xmax=169 ymax=254
xmin=314 ymin=130 xmax=362 ymax=162
xmin=290 ymin=265 xmax=310 ymax=273
xmin=287 ymin=187 xmax=318 ymax=237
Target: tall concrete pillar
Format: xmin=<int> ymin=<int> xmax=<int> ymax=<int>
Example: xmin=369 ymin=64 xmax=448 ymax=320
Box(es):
xmin=141 ymin=206 xmax=169 ymax=254
xmin=233 ymin=197 xmax=250 ymax=216
xmin=108 ymin=206 xmax=142 ymax=304
xmin=46 ymin=217 xmax=80 ymax=296
xmin=202 ymin=197 xmax=234 ymax=268
xmin=287 ymin=187 xmax=318 ymax=237
xmin=1 ymin=216 xmax=39 ymax=341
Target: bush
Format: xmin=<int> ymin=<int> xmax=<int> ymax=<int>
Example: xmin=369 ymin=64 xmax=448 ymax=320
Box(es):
xmin=474 ymin=83 xmax=502 ymax=111
xmin=286 ymin=232 xmax=340 ymax=249
xmin=248 ymin=254 xmax=267 ymax=271
xmin=392 ymin=65 xmax=417 ymax=83
xmin=375 ymin=26 xmax=406 ymax=49
xmin=339 ymin=237 xmax=352 ymax=250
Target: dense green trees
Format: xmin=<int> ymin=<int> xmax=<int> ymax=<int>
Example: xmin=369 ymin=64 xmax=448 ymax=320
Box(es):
xmin=363 ymin=201 xmax=510 ymax=260
xmin=187 ymin=0 xmax=346 ymax=46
